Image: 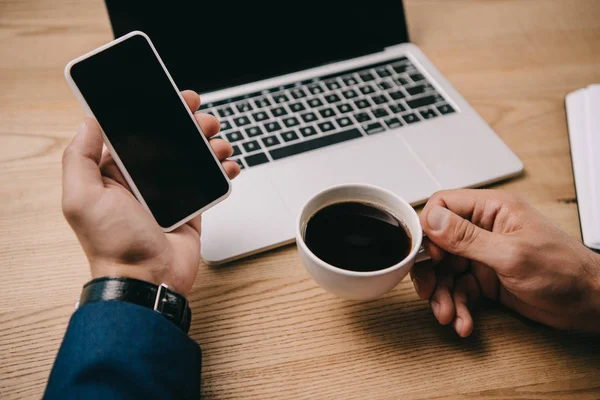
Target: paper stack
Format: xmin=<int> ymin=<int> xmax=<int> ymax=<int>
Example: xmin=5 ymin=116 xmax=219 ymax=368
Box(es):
xmin=565 ymin=85 xmax=600 ymax=251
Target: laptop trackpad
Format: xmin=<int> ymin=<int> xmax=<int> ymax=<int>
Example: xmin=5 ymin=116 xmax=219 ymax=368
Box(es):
xmin=269 ymin=134 xmax=440 ymax=214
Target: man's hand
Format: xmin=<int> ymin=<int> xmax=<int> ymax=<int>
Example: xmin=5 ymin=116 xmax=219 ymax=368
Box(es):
xmin=62 ymin=91 xmax=240 ymax=296
xmin=411 ymin=189 xmax=600 ymax=337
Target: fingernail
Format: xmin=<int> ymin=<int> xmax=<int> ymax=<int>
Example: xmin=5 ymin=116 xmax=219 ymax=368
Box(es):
xmin=431 ymin=300 xmax=440 ymax=318
xmin=412 ymin=278 xmax=420 ymax=294
xmin=427 ymin=206 xmax=450 ymax=232
xmin=455 ymin=318 xmax=463 ymax=335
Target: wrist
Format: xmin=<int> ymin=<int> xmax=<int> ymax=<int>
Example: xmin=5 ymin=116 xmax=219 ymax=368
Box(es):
xmin=89 ymin=260 xmax=189 ymax=297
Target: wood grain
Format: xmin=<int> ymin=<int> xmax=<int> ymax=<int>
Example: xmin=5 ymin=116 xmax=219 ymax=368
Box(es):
xmin=1 ymin=0 xmax=600 ymax=398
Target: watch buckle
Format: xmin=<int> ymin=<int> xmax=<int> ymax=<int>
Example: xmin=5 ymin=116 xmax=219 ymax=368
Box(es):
xmin=153 ymin=283 xmax=169 ymax=312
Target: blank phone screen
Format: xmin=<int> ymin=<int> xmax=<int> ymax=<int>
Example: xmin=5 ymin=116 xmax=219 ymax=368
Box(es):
xmin=70 ymin=34 xmax=229 ymax=229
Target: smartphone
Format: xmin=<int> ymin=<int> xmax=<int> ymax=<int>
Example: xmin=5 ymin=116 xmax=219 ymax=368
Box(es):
xmin=65 ymin=31 xmax=231 ymax=232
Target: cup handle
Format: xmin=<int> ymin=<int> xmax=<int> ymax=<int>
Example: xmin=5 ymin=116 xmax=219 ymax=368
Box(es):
xmin=415 ymin=235 xmax=431 ymax=263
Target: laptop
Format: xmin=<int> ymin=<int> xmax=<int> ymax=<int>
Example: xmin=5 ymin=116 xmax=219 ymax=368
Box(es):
xmin=105 ymin=1 xmax=523 ymax=264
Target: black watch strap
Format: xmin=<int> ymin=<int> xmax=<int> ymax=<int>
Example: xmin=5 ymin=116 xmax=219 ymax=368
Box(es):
xmin=78 ymin=276 xmax=191 ymax=333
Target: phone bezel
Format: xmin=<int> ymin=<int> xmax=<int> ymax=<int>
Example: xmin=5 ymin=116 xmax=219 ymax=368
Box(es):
xmin=64 ymin=30 xmax=232 ymax=232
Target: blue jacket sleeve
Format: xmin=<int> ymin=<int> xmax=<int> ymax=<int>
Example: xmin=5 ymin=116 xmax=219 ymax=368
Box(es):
xmin=43 ymin=301 xmax=201 ymax=400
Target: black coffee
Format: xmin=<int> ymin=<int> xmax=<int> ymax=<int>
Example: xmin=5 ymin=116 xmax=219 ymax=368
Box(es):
xmin=304 ymin=201 xmax=411 ymax=272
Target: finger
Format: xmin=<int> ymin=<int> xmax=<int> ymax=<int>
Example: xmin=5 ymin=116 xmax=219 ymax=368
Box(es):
xmin=424 ymin=239 xmax=446 ymax=262
xmin=410 ymin=261 xmax=436 ymax=300
xmin=471 ymin=261 xmax=501 ymax=300
xmin=62 ymin=118 xmax=104 ymax=211
xmin=210 ymin=139 xmax=233 ymax=161
xmin=222 ymin=160 xmax=241 ymax=180
xmin=99 ymin=150 xmax=131 ymax=189
xmin=452 ymin=273 xmax=481 ymax=337
xmin=449 ymin=254 xmax=469 ymax=275
xmin=186 ymin=216 xmax=201 ymax=235
xmin=421 ymin=204 xmax=510 ymax=270
xmin=430 ymin=262 xmax=455 ymax=325
xmin=182 ymin=90 xmax=200 ymax=112
xmin=195 ymin=112 xmax=220 ymax=138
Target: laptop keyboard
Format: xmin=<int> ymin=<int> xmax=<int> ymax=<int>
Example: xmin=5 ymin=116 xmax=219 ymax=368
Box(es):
xmin=198 ymin=56 xmax=456 ymax=169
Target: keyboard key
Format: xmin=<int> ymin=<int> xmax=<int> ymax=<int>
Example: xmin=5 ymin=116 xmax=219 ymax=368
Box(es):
xmin=389 ymin=103 xmax=406 ymax=114
xmin=300 ymin=112 xmax=318 ymax=123
xmin=377 ymin=81 xmax=393 ymax=90
xmin=270 ymin=128 xmax=362 ymax=160
xmin=336 ymin=116 xmax=353 ymax=127
xmin=371 ymin=94 xmax=388 ymax=104
xmin=273 ymin=93 xmax=289 ymax=104
xmin=325 ymin=94 xmax=341 ymax=104
xmin=261 ymin=135 xmax=281 ymax=147
xmin=220 ymin=120 xmax=232 ymax=131
xmin=283 ymin=116 xmax=300 ymax=128
xmin=402 ymin=113 xmax=420 ymax=124
xmin=307 ymin=98 xmax=324 ymax=108
xmin=354 ymin=112 xmax=371 ymax=123
xmin=342 ymin=75 xmax=359 ymax=86
xmin=389 ymin=91 xmax=405 ymax=100
xmin=359 ymin=71 xmax=376 ymax=82
xmin=359 ymin=85 xmax=376 ymax=95
xmin=236 ymin=102 xmax=253 ymax=113
xmin=336 ymin=103 xmax=354 ymax=114
xmin=375 ymin=67 xmax=392 ymax=78
xmin=264 ymin=121 xmax=282 ymax=133
xmin=342 ymin=89 xmax=358 ymax=99
xmin=385 ymin=117 xmax=403 ymax=129
xmin=254 ymin=97 xmax=271 ymax=108
xmin=272 ymin=107 xmax=288 ymax=117
xmin=252 ymin=110 xmax=269 ymax=122
xmin=392 ymin=62 xmax=415 ymax=74
xmin=291 ymin=88 xmax=307 ymax=99
xmin=218 ymin=106 xmax=234 ymax=118
xmin=234 ymin=158 xmax=245 ymax=170
xmin=308 ymin=84 xmax=325 ymax=95
xmin=281 ymin=130 xmax=300 ymax=142
xmin=231 ymin=144 xmax=242 ymax=157
xmin=317 ymin=121 xmax=335 ymax=133
xmin=354 ymin=99 xmax=371 ymax=109
xmin=243 ymin=140 xmax=261 ymax=153
xmin=406 ymin=84 xmax=434 ymax=96
xmin=245 ymin=126 xmax=264 ymax=138
xmin=325 ymin=80 xmax=341 ymax=90
xmin=373 ymin=108 xmax=389 ymax=118
xmin=225 ymin=131 xmax=243 ymax=142
xmin=290 ymin=102 xmax=306 ymax=113
xmin=409 ymin=73 xmax=425 ymax=82
xmin=362 ymin=122 xmax=385 ymax=135
xmin=300 ymin=126 xmax=318 ymax=137
xmin=436 ymin=103 xmax=455 ymax=114
xmin=245 ymin=152 xmax=269 ymax=167
xmin=406 ymin=94 xmax=442 ymax=109
xmin=420 ymin=108 xmax=438 ymax=119
xmin=233 ymin=116 xmax=251 ymax=126
xmin=319 ymin=108 xmax=336 ymax=118
xmin=394 ymin=76 xmax=409 ymax=86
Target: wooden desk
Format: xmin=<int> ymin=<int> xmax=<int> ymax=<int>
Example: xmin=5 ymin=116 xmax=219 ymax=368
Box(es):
xmin=1 ymin=0 xmax=599 ymax=398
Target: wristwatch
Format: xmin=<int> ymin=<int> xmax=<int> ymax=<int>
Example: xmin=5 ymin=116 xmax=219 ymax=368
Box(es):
xmin=77 ymin=276 xmax=192 ymax=333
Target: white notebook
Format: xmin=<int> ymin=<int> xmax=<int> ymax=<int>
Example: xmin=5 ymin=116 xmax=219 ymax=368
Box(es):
xmin=565 ymin=85 xmax=600 ymax=251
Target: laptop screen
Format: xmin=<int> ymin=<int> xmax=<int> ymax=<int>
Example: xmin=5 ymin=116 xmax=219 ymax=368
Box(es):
xmin=104 ymin=1 xmax=409 ymax=94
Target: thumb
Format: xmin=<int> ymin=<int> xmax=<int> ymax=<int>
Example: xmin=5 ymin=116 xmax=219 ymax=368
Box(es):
xmin=62 ymin=118 xmax=104 ymax=212
xmin=422 ymin=206 xmax=509 ymax=268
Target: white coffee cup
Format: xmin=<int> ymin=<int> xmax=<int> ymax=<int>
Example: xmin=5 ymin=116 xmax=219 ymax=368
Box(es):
xmin=296 ymin=183 xmax=429 ymax=300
